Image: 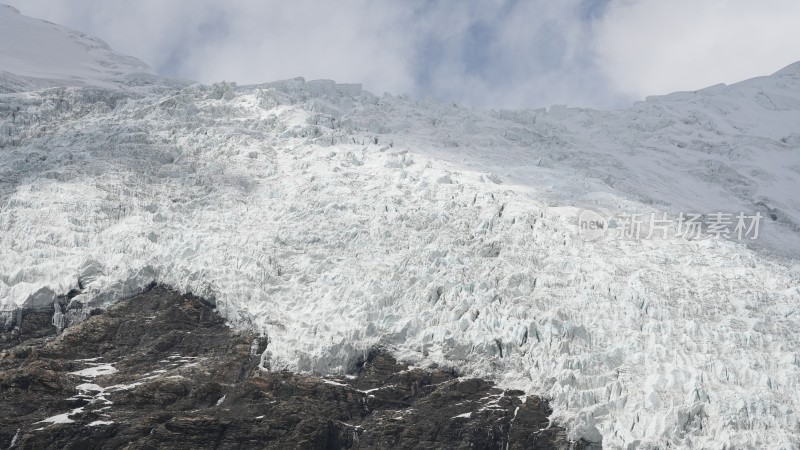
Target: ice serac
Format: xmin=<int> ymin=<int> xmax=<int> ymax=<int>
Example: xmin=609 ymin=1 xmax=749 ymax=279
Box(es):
xmin=0 ymin=4 xmax=184 ymax=93
xmin=1 ymin=6 xmax=800 ymax=449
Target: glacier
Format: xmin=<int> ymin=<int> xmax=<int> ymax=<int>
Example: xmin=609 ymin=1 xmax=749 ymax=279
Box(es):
xmin=1 ymin=5 xmax=800 ymax=448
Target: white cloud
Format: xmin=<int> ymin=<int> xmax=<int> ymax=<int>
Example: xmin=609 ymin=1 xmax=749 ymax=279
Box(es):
xmin=178 ymin=0 xmax=417 ymax=95
xmin=4 ymin=0 xmax=419 ymax=95
xmin=594 ymin=0 xmax=800 ymax=98
xmin=4 ymin=0 xmax=800 ymax=109
xmin=3 ymin=0 xmax=610 ymax=108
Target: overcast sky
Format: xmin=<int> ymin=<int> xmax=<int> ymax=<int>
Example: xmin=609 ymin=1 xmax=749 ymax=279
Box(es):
xmin=6 ymin=0 xmax=800 ymax=110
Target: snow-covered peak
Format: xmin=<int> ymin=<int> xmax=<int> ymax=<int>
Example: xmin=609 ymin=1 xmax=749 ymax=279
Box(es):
xmin=0 ymin=4 xmax=183 ymax=93
xmin=773 ymin=60 xmax=800 ymax=77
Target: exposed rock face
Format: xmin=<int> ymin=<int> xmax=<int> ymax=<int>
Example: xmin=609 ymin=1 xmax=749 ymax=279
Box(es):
xmin=0 ymin=286 xmax=594 ymax=449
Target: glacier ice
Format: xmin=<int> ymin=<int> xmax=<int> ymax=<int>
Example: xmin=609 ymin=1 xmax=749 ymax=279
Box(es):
xmin=1 ymin=78 xmax=798 ymax=448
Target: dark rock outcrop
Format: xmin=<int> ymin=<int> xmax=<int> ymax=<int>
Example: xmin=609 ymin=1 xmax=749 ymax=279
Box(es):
xmin=0 ymin=285 xmax=595 ymax=449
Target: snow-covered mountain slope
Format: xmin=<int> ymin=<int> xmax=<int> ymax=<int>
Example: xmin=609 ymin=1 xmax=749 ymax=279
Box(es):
xmin=2 ymin=6 xmax=800 ymax=449
xmin=0 ymin=5 xmax=183 ymax=94
xmin=322 ymin=64 xmax=800 ymax=260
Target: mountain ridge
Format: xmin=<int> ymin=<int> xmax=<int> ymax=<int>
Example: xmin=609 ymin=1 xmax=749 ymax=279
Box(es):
xmin=0 ymin=4 xmax=185 ymax=94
